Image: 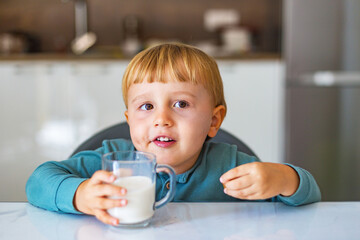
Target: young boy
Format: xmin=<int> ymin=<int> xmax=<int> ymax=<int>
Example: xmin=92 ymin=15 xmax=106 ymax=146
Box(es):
xmin=26 ymin=43 xmax=321 ymax=226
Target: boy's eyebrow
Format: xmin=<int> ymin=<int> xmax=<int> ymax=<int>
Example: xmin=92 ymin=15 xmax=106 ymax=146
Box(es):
xmin=171 ymin=91 xmax=198 ymax=98
xmin=130 ymin=93 xmax=152 ymax=104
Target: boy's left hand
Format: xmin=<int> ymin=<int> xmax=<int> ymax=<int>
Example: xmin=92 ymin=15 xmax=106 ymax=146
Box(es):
xmin=220 ymin=162 xmax=300 ymax=200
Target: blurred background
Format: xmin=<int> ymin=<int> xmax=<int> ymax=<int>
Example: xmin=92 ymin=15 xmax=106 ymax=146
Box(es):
xmin=0 ymin=0 xmax=359 ymax=202
xmin=0 ymin=0 xmax=281 ymax=55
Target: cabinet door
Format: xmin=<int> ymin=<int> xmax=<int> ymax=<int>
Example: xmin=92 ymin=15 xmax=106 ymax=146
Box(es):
xmin=0 ymin=61 xmax=129 ymax=201
xmin=218 ymin=60 xmax=285 ymax=163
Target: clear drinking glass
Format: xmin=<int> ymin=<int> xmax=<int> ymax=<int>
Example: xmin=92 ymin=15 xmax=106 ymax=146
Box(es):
xmin=102 ymin=151 xmax=176 ymax=227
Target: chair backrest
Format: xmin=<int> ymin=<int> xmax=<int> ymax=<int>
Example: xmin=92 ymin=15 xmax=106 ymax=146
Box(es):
xmin=70 ymin=122 xmax=258 ymax=158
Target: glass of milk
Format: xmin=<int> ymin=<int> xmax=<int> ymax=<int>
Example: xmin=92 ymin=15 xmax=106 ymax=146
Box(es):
xmin=102 ymin=151 xmax=176 ymax=228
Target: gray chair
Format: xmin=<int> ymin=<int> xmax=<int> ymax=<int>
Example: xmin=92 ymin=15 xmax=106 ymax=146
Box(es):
xmin=70 ymin=122 xmax=258 ymax=158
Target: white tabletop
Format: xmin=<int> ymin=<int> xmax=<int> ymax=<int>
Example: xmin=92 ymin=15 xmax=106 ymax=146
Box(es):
xmin=0 ymin=202 xmax=359 ymax=240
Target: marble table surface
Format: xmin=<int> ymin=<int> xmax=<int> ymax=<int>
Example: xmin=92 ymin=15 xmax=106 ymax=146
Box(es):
xmin=1 ymin=202 xmax=359 ymax=240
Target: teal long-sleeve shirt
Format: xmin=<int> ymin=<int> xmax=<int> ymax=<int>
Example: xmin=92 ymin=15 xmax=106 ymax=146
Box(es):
xmin=26 ymin=139 xmax=321 ymax=214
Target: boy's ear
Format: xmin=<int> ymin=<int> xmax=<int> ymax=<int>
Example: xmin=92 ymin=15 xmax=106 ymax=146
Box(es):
xmin=208 ymin=105 xmax=226 ymax=138
xmin=124 ymin=111 xmax=129 ymax=123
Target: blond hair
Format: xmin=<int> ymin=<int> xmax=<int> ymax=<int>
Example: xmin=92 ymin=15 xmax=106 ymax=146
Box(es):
xmin=122 ymin=43 xmax=227 ymax=116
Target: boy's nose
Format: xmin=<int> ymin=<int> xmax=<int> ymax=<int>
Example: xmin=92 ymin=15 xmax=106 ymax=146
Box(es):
xmin=154 ymin=109 xmax=173 ymax=127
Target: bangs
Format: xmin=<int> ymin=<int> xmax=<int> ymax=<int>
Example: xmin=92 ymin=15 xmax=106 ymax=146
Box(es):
xmin=124 ymin=43 xmax=212 ymax=86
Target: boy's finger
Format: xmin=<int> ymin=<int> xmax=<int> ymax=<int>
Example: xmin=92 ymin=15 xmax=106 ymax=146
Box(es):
xmin=94 ymin=197 xmax=127 ymax=210
xmin=220 ymin=165 xmax=250 ymax=184
xmin=90 ymin=170 xmax=116 ymax=184
xmin=223 ymin=175 xmax=253 ymax=190
xmin=94 ymin=209 xmax=119 ymax=226
xmin=94 ymin=183 xmax=127 ymax=197
xmin=224 ymin=186 xmax=256 ymax=200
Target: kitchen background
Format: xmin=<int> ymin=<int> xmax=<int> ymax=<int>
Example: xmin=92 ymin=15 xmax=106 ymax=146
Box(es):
xmin=0 ymin=0 xmax=281 ymax=54
xmin=0 ymin=0 xmax=359 ymax=202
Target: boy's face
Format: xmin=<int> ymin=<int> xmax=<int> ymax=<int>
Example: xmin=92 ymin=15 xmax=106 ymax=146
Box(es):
xmin=125 ymin=81 xmax=224 ymax=174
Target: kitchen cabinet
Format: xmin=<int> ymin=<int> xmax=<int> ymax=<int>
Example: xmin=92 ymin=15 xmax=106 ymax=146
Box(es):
xmin=218 ymin=60 xmax=284 ymax=164
xmin=0 ymin=59 xmax=284 ymax=201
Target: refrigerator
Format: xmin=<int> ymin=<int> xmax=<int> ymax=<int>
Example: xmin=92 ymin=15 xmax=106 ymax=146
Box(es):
xmin=284 ymin=0 xmax=360 ymax=201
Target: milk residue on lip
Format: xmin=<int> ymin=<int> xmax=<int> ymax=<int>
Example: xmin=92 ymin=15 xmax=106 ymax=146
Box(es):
xmin=108 ymin=176 xmax=155 ymax=224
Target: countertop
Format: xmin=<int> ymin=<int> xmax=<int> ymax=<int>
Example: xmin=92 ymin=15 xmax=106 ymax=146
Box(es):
xmin=0 ymin=52 xmax=281 ymax=62
xmin=0 ymin=202 xmax=359 ymax=240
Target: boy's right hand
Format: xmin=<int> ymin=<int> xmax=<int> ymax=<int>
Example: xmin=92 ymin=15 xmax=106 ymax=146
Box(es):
xmin=73 ymin=170 xmax=127 ymax=226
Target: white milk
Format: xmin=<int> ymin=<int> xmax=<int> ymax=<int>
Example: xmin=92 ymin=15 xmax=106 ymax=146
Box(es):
xmin=107 ymin=176 xmax=155 ymax=224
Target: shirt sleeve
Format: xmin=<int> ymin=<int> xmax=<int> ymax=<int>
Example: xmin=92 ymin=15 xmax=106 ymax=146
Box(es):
xmin=275 ymin=164 xmax=321 ymax=206
xmin=26 ymin=151 xmax=102 ymax=214
xmin=25 ymin=138 xmax=134 ymax=214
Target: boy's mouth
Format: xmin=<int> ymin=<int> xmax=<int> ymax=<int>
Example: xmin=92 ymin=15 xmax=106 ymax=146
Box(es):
xmin=156 ymin=137 xmax=173 ymax=142
xmin=152 ymin=136 xmax=176 ymax=148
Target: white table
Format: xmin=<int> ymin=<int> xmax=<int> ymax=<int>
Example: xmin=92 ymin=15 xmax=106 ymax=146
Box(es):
xmin=0 ymin=202 xmax=359 ymax=240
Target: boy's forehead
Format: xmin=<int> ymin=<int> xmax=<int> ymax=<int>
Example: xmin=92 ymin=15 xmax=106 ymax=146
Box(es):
xmin=128 ymin=81 xmax=207 ymax=95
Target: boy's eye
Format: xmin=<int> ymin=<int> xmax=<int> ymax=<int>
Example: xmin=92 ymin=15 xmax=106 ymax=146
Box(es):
xmin=140 ymin=103 xmax=154 ymax=111
xmin=173 ymin=100 xmax=189 ymax=108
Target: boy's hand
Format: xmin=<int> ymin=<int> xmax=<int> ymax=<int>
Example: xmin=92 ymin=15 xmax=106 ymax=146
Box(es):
xmin=73 ymin=170 xmax=127 ymax=226
xmin=220 ymin=162 xmax=299 ymax=200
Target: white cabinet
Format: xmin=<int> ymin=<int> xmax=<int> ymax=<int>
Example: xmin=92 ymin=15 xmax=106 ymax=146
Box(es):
xmin=0 ymin=61 xmax=129 ymax=201
xmin=0 ymin=59 xmax=284 ymax=201
xmin=218 ymin=60 xmax=285 ymax=164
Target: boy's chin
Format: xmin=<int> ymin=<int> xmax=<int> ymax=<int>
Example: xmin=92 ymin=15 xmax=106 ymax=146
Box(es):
xmin=154 ymin=157 xmax=174 ymax=166
xmin=154 ymin=157 xmax=179 ymax=169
